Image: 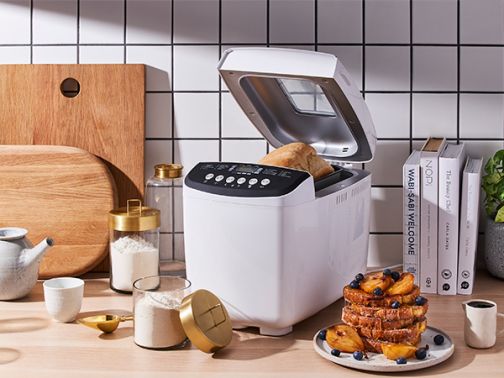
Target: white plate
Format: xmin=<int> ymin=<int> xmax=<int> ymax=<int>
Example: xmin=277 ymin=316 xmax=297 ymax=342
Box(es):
xmin=313 ymin=326 xmax=454 ymax=372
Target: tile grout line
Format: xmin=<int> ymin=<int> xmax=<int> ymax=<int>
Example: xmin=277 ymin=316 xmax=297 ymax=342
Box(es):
xmin=29 ymin=0 xmax=33 ymax=63
xmin=123 ymin=0 xmax=127 ymax=64
xmin=76 ymin=0 xmax=80 ymax=63
xmin=361 ymin=0 xmax=366 ymax=170
xmin=171 ymin=0 xmax=176 ymax=261
xmin=218 ymin=0 xmax=223 ymax=162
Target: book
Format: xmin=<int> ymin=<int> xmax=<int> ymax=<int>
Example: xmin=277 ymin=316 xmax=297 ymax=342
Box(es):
xmin=457 ymin=157 xmax=483 ymax=295
xmin=420 ymin=137 xmax=447 ymax=294
xmin=437 ymin=143 xmax=466 ymax=295
xmin=403 ymin=150 xmax=421 ymax=285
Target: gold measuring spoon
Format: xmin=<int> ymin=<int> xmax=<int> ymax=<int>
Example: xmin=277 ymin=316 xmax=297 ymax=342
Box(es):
xmin=77 ymin=314 xmax=133 ymax=333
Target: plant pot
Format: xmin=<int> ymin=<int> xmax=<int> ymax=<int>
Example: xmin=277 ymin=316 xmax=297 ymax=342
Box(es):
xmin=484 ymin=217 xmax=504 ymax=280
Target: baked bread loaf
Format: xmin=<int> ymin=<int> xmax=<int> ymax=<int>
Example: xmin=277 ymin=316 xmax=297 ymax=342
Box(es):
xmin=258 ymin=142 xmax=334 ymax=179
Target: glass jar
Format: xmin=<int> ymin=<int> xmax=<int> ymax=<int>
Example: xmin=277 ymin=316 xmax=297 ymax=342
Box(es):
xmin=133 ymin=275 xmax=191 ymax=349
xmin=108 ymin=199 xmax=160 ymax=293
xmin=145 ymin=164 xmax=186 ymax=276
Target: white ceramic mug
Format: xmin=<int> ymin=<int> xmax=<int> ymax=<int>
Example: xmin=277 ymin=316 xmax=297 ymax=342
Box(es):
xmin=43 ymin=277 xmax=84 ymax=323
xmin=462 ymin=299 xmax=504 ymax=349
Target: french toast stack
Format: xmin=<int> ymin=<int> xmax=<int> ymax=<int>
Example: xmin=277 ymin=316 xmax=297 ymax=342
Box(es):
xmin=342 ymin=271 xmax=428 ymax=357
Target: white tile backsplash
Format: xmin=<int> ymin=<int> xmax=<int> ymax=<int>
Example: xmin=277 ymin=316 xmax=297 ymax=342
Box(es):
xmin=269 ymin=0 xmax=314 ymax=44
xmin=318 ymin=0 xmax=362 ymax=44
xmin=146 ymin=93 xmax=172 ymax=139
xmin=413 ymin=46 xmax=457 ymax=91
xmin=126 ymin=0 xmax=171 ymax=44
xmin=365 ymin=46 xmax=410 ymax=91
xmin=460 ymin=94 xmax=504 ymax=139
xmin=0 ymin=1 xmax=31 ymax=44
xmin=173 ymin=45 xmax=220 ymax=91
xmin=412 ymin=94 xmax=458 ymax=138
xmin=460 ymin=47 xmax=504 ymax=91
xmin=173 ymin=0 xmax=219 ymax=43
xmin=460 ymin=0 xmax=504 ymax=44
xmin=174 ymin=140 xmax=220 ymax=173
xmin=80 ymin=0 xmax=124 ymax=44
xmin=222 ymin=0 xmax=266 ymax=44
xmin=3 ymin=0 xmax=503 ymax=266
xmin=412 ymin=0 xmax=457 ymax=44
xmin=221 ymin=140 xmax=267 ymax=163
xmin=0 ymin=46 xmax=31 ymax=63
xmin=32 ymin=46 xmax=77 ymax=63
xmin=173 ymin=93 xmax=219 ymax=138
xmin=365 ymin=0 xmax=410 ymax=44
xmin=79 ymin=46 xmax=124 ymax=63
xmin=126 ymin=46 xmax=171 ymax=91
xmin=33 ymin=0 xmax=77 ymax=44
xmin=365 ymin=94 xmax=410 ymax=138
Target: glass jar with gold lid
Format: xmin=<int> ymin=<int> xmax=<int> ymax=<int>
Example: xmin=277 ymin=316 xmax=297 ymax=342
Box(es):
xmin=109 ymin=199 xmax=160 ymax=293
xmin=145 ymin=164 xmax=186 ymax=276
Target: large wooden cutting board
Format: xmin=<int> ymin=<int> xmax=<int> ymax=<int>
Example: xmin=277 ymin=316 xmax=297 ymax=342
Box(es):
xmin=0 ymin=146 xmax=117 ymax=278
xmin=0 ymin=64 xmax=145 ymax=272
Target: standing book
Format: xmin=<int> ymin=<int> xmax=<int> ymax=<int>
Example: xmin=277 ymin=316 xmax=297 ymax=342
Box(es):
xmin=420 ymin=137 xmax=446 ymax=293
xmin=457 ymin=157 xmax=483 ymax=295
xmin=403 ymin=150 xmax=421 ymax=285
xmin=437 ymin=143 xmax=466 ymax=295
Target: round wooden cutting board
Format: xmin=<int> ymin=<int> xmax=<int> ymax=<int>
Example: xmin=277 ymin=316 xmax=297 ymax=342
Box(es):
xmin=0 ymin=145 xmax=117 ymax=278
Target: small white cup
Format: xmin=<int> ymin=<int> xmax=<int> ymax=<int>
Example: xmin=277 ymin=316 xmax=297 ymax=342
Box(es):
xmin=462 ymin=299 xmax=504 ymax=349
xmin=43 ymin=277 xmax=84 ymax=323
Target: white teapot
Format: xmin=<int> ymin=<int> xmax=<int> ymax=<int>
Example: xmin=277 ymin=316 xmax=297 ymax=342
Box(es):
xmin=0 ymin=227 xmax=53 ymax=300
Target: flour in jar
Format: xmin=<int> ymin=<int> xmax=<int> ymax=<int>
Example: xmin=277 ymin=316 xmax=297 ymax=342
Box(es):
xmin=110 ymin=236 xmax=159 ymax=292
xmin=134 ymin=291 xmax=187 ymax=348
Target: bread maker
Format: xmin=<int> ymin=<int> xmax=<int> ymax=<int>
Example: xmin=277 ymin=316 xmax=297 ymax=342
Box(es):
xmin=183 ymin=48 xmax=377 ymax=336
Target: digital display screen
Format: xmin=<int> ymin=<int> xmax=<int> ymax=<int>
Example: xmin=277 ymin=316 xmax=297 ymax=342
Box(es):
xmin=236 ymin=165 xmax=258 ymax=174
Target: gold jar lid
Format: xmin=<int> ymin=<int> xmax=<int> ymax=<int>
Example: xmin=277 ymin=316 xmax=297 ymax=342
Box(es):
xmin=154 ymin=164 xmax=183 ymax=179
xmin=109 ymin=199 xmax=160 ymax=232
xmin=179 ymin=289 xmax=233 ymax=354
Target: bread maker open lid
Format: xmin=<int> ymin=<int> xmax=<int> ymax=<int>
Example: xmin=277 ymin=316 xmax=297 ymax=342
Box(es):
xmin=218 ymin=47 xmax=377 ymax=163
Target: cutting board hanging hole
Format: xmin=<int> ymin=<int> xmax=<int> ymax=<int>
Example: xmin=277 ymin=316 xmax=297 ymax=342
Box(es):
xmin=60 ymin=78 xmax=80 ymax=98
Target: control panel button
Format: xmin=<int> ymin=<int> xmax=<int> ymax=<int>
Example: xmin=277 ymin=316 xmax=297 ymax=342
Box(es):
xmin=261 ymin=179 xmax=271 ymax=186
xmin=215 ymin=175 xmax=224 ymax=182
xmin=249 ymin=178 xmax=258 ymax=185
xmin=205 ymin=173 xmax=214 ymax=180
xmin=237 ymin=177 xmax=246 ymax=185
xmin=226 ymin=176 xmax=235 ymax=183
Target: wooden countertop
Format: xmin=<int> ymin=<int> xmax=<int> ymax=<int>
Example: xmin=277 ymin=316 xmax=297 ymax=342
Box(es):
xmin=0 ymin=270 xmax=503 ymax=377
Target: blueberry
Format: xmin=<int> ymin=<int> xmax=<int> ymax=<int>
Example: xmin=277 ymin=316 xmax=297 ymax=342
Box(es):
xmin=383 ymin=268 xmax=392 ymax=276
xmin=353 ymin=351 xmax=364 ymax=361
xmin=396 ymin=357 xmax=407 ymax=365
xmin=391 ymin=301 xmax=401 ymax=309
xmin=331 ymin=349 xmax=341 ymax=357
xmin=355 ymin=273 xmax=365 ymax=282
xmin=391 ymin=271 xmax=401 ymax=281
xmin=415 ymin=348 xmax=427 ymax=360
xmin=318 ymin=330 xmax=327 ymax=340
xmin=434 ymin=334 xmax=445 ymax=345
xmin=415 ymin=296 xmax=427 ymax=306
xmin=373 ymin=287 xmax=383 ymax=296
xmin=350 ymin=280 xmax=360 ymax=289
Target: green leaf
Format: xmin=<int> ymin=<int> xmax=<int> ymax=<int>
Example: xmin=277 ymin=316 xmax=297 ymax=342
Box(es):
xmin=496 ymin=206 xmax=504 ymax=222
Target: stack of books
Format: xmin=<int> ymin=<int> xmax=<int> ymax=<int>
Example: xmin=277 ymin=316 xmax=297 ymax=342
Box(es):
xmin=402 ymin=137 xmax=483 ymax=295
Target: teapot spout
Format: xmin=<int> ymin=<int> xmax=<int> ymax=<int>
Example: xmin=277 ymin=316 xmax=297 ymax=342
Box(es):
xmin=23 ymin=238 xmax=54 ymax=267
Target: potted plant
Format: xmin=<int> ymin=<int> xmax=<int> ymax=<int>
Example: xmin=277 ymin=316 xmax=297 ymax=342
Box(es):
xmin=482 ymin=150 xmax=504 ymax=279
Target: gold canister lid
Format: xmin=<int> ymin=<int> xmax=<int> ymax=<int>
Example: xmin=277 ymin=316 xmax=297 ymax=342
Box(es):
xmin=154 ymin=164 xmax=183 ymax=179
xmin=109 ymin=199 xmax=160 ymax=232
xmin=179 ymin=289 xmax=233 ymax=354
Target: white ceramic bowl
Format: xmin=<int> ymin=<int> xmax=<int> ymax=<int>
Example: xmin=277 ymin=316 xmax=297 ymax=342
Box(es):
xmin=43 ymin=277 xmax=84 ymax=323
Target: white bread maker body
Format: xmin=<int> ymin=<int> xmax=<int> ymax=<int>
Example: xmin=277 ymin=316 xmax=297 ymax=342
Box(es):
xmin=183 ymin=48 xmax=377 ymax=336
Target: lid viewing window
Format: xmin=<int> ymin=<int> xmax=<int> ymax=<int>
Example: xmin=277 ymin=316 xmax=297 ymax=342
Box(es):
xmin=277 ymin=78 xmax=338 ymax=117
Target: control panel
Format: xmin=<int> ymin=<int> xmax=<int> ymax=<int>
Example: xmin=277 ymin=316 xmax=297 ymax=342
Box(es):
xmin=185 ymin=162 xmax=311 ymax=197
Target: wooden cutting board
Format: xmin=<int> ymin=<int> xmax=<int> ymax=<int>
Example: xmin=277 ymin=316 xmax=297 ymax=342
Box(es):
xmin=0 ymin=145 xmax=117 ymax=278
xmin=0 ymin=64 xmax=145 ymax=272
